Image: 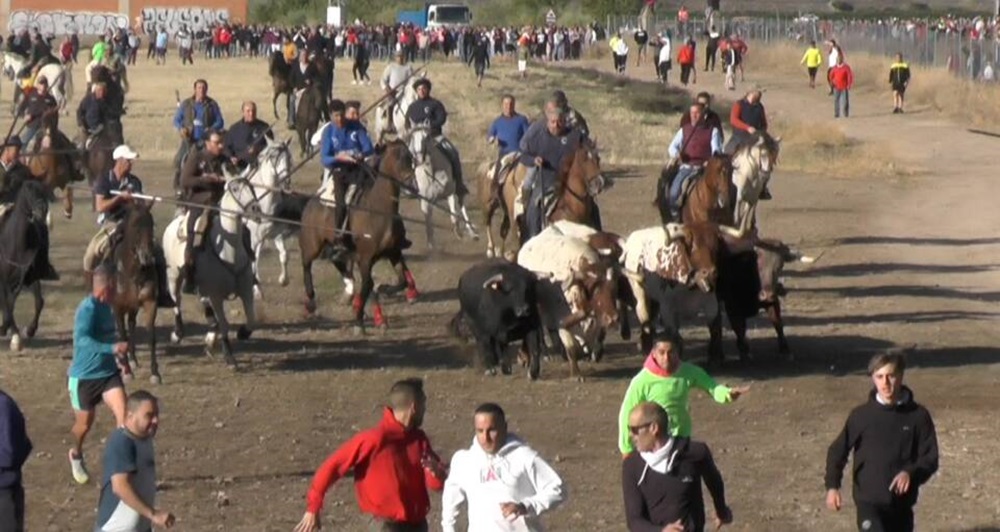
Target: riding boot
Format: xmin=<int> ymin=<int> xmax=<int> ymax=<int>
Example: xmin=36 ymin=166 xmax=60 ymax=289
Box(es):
xmin=329 ymin=203 xmax=349 ymax=261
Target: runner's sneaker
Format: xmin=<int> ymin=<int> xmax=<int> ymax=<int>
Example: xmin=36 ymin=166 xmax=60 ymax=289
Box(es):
xmin=69 ymin=449 xmax=90 ymax=484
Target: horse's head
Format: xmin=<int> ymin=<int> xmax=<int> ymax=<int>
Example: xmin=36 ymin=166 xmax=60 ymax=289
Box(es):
xmin=570 ymin=138 xmax=606 ymax=196
xmin=405 ymin=125 xmax=431 ymax=166
xmin=734 ymin=132 xmax=781 ymax=183
xmin=224 ymin=175 xmax=263 ymax=220
xmin=705 ymin=155 xmax=735 ymax=210
xmin=124 ymin=203 xmax=156 ymax=267
xmin=257 ymin=137 xmax=293 ymax=189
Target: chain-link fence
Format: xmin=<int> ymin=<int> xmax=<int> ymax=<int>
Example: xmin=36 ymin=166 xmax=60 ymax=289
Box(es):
xmin=605 ymin=12 xmax=1000 ymax=82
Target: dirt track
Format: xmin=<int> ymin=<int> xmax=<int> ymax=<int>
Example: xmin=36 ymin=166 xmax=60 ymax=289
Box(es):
xmin=1 ymin=51 xmax=998 ymax=531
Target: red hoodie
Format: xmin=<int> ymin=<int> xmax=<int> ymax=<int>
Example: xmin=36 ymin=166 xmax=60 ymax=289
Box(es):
xmin=305 ymin=408 xmax=444 ymax=522
xmin=829 ymin=63 xmax=854 ymax=91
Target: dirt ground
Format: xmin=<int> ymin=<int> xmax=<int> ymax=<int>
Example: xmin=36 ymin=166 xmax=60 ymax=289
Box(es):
xmin=1 ymin=49 xmax=998 ymax=531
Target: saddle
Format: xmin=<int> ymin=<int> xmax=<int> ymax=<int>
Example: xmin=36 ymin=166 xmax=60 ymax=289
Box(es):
xmin=660 ymin=163 xmax=704 ymax=210
xmin=176 ymin=210 xmax=213 ymax=246
xmin=489 ymin=152 xmax=521 ymax=185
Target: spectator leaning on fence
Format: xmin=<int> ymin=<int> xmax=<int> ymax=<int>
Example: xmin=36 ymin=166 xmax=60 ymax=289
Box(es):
xmin=889 ymin=53 xmax=911 ymax=114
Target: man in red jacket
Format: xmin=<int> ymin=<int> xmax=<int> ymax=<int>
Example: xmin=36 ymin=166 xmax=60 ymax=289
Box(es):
xmin=294 ymin=378 xmax=448 ymax=532
xmin=829 ymin=55 xmax=854 ymax=118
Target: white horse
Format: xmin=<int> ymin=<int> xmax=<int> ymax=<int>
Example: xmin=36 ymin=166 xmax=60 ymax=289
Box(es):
xmin=731 ymin=132 xmax=781 ymax=237
xmin=240 ymin=137 xmax=294 ymax=300
xmin=373 ymin=79 xmax=419 ymax=143
xmin=2 ymin=53 xmax=72 ymax=112
xmin=162 ymin=170 xmax=258 ymax=369
xmin=405 ymin=124 xmax=478 ymax=248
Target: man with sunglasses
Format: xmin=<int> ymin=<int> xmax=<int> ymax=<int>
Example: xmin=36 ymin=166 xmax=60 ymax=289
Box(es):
xmin=622 ymin=402 xmax=732 ymax=532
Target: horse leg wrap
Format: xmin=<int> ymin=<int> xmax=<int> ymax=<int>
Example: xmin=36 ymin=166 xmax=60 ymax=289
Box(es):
xmin=352 ymin=294 xmax=363 ymax=314
xmin=373 ymin=304 xmax=386 ymax=327
xmin=404 ymin=270 xmax=419 ymax=302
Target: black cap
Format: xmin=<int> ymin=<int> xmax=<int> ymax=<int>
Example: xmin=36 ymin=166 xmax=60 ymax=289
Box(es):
xmin=2 ymin=136 xmax=22 ymax=149
xmin=413 ymin=78 xmax=431 ymax=90
xmin=329 ymin=99 xmax=346 ymax=114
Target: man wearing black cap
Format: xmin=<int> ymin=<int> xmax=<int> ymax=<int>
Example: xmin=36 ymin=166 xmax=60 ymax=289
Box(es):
xmin=405 ymin=78 xmax=467 ymax=198
xmin=16 ymin=76 xmax=58 ymax=149
xmin=0 ymin=137 xmax=31 ymax=213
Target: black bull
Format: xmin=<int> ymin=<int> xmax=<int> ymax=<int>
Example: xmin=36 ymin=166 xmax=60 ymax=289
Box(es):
xmin=635 ymin=239 xmax=797 ymax=364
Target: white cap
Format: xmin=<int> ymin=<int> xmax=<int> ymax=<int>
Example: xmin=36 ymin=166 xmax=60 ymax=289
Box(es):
xmin=112 ymin=144 xmax=139 ymax=160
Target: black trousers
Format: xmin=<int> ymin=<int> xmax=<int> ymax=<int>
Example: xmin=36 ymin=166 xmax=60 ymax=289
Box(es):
xmin=680 ymin=64 xmax=693 ymax=84
xmin=0 ymin=484 xmax=25 ymax=532
xmin=856 ymin=502 xmax=914 ymax=532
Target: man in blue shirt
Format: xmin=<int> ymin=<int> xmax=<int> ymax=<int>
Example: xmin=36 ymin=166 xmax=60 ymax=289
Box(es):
xmin=171 ymin=79 xmax=224 ymax=195
xmin=321 ymin=99 xmax=374 ymax=257
xmin=487 ymin=94 xmax=530 ymax=158
xmin=0 ymin=389 xmax=31 ymax=532
xmin=68 ymin=264 xmax=129 ymax=486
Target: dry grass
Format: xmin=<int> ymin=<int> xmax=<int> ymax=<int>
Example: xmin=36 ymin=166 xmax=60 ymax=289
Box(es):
xmin=768 ymin=114 xmax=908 ymax=179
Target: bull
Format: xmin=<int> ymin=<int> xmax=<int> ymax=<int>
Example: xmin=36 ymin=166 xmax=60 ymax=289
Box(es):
xmin=450 ymin=259 xmax=545 ymax=379
xmin=517 ymin=227 xmax=621 ymax=381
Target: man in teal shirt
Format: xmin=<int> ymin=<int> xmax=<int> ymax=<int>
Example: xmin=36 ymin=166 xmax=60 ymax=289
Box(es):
xmin=67 ymin=265 xmax=129 ymax=485
xmin=618 ymin=331 xmax=749 ymax=455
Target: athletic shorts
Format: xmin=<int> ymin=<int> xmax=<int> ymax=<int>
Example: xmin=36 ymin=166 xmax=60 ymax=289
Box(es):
xmin=808 ymin=66 xmax=818 ymax=77
xmin=892 ymin=83 xmax=906 ymax=94
xmin=518 ymin=60 xmax=527 ymax=72
xmin=68 ymin=374 xmax=124 ymax=411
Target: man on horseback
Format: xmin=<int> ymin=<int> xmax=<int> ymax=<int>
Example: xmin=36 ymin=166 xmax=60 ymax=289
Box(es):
xmin=550 ymin=90 xmax=590 ymax=139
xmin=224 ymin=101 xmax=272 ymax=168
xmin=380 ymin=49 xmax=414 ymax=130
xmin=288 ymin=50 xmax=320 ymax=129
xmin=486 ymin=94 xmax=530 ymax=183
xmin=0 ymin=136 xmax=59 ymax=280
xmin=83 ymin=144 xmax=143 ymax=280
xmin=179 ymin=130 xmax=228 ymax=293
xmin=16 ymin=32 xmax=56 ymax=80
xmin=665 ymin=103 xmax=723 ymax=221
xmin=518 ymin=103 xmax=583 ymax=238
xmin=725 ymin=84 xmax=771 ymax=199
xmin=404 ymin=78 xmax=468 ymax=198
xmin=320 ymin=99 xmax=374 ymax=258
xmin=76 ymin=82 xmax=113 ymax=151
xmin=172 ymin=79 xmax=225 ymax=196
xmin=16 ymin=76 xmax=58 ymax=150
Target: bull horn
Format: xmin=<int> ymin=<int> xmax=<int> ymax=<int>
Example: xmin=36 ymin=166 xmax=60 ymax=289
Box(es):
xmin=481 ymin=273 xmax=504 ymax=289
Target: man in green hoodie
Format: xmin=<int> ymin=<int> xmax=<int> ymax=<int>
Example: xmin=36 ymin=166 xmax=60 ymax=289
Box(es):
xmin=617 ymin=332 xmax=749 ymax=456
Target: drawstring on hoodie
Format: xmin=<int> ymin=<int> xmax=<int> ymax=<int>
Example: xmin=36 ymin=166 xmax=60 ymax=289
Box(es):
xmin=637 ymin=438 xmax=679 ymax=486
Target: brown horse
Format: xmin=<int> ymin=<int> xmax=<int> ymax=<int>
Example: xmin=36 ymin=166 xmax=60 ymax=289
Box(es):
xmin=298 ymin=140 xmax=419 ymax=334
xmin=23 ymin=126 xmax=85 ymax=219
xmin=268 ymin=51 xmax=292 ymax=119
xmin=483 ymin=140 xmax=606 ymax=259
xmin=294 ymin=84 xmax=326 ymax=156
xmin=109 ymin=204 xmax=163 ymax=384
xmin=655 ymin=155 xmax=735 ymax=226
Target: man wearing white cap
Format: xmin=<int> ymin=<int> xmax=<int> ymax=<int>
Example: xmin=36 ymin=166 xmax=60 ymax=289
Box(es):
xmin=83 ymin=145 xmax=143 ymax=285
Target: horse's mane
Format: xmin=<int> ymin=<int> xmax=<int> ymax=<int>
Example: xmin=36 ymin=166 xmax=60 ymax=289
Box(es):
xmin=732 ymin=131 xmax=780 ymax=161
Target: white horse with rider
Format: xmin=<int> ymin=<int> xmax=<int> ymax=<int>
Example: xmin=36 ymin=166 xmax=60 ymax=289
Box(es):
xmin=161 ymin=167 xmax=257 ymax=369
xmin=2 ymin=52 xmax=73 ymax=112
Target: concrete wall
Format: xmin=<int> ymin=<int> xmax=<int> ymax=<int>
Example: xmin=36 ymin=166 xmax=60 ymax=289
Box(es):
xmin=3 ymin=0 xmax=247 ymax=36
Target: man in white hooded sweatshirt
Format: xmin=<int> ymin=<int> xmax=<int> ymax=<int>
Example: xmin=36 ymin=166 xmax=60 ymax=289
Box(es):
xmin=442 ymin=403 xmax=565 ymax=532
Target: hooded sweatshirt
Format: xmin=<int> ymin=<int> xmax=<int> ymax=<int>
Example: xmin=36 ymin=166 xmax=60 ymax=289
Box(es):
xmin=618 ymin=356 xmax=732 ymax=454
xmin=825 ymin=386 xmax=938 ymax=507
xmin=442 ymin=434 xmax=565 ymax=532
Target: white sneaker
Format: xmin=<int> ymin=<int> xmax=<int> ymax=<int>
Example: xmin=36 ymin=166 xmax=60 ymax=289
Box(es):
xmin=69 ymin=449 xmax=90 ymax=484
xmin=351 ymin=80 xmax=358 ymax=85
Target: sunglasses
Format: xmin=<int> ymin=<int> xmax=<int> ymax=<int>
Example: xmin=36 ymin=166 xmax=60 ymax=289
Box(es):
xmin=628 ymin=422 xmax=652 ymax=436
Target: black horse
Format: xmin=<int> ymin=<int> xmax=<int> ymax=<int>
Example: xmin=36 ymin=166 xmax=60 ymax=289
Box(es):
xmin=0 ymin=180 xmax=55 ymax=351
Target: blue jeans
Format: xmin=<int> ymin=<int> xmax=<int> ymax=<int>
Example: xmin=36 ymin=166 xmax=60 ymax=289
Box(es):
xmin=669 ymin=165 xmax=700 ymax=217
xmin=20 ymin=124 xmax=39 ymax=146
xmin=834 ymin=89 xmax=850 ymax=118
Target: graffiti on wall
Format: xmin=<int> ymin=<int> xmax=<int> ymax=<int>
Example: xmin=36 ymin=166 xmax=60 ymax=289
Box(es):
xmin=141 ymin=7 xmax=230 ymax=34
xmin=8 ymin=10 xmax=128 ymax=36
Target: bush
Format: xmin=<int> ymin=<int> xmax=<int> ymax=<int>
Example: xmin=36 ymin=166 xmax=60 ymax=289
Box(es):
xmin=828 ymin=1 xmax=855 ymax=12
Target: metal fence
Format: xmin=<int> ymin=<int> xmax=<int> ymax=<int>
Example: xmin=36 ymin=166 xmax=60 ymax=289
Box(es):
xmin=606 ymin=12 xmax=1000 ymax=82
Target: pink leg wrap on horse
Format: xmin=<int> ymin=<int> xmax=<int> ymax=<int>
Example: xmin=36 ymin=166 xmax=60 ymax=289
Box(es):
xmin=352 ymin=294 xmax=363 ymax=314
xmin=404 ymin=270 xmax=419 ymax=301
xmin=373 ymin=304 xmax=386 ymax=327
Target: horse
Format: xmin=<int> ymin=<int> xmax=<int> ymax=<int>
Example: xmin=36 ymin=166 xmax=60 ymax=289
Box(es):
xmin=0 ymin=180 xmax=52 ymax=352
xmin=403 ymin=124 xmax=478 ymax=248
xmin=487 ymin=140 xmax=606 ymax=259
xmin=313 ymin=54 xmax=335 ymax=106
xmin=268 ymin=51 xmax=292 ymax=119
xmin=23 ymin=126 xmax=86 ymax=220
xmin=298 ymin=140 xmax=419 ymax=334
xmin=108 ymin=203 xmax=164 ymax=384
xmin=162 ymin=171 xmax=257 ymax=369
xmin=373 ymin=79 xmax=419 ymax=143
xmin=294 ymin=84 xmax=326 ymax=156
xmin=730 ymin=132 xmax=781 ymax=236
xmin=654 ymin=155 xmax=735 ymax=227
xmin=237 ymin=137 xmax=294 ymax=300
xmin=80 ymin=120 xmax=123 ymax=199
xmin=2 ymin=52 xmax=72 ymax=112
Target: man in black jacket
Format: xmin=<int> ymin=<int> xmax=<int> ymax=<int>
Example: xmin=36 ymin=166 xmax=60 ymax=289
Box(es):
xmin=405 ymin=78 xmax=467 ymax=198
xmin=0 ymin=389 xmax=32 ymax=531
xmin=825 ymin=353 xmax=939 ymax=532
xmin=622 ymin=402 xmax=732 ymax=532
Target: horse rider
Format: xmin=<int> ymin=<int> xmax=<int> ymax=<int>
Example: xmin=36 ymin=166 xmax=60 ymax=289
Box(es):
xmin=288 ymin=50 xmax=320 ymax=128
xmin=725 ymin=84 xmax=772 ymax=199
xmin=172 ymin=79 xmax=225 ymax=196
xmin=344 ymin=100 xmax=364 ymax=126
xmin=17 ymin=32 xmax=55 ymax=80
xmin=320 ymin=99 xmax=374 ymax=259
xmin=0 ymin=137 xmax=31 ymax=216
xmin=666 ymin=103 xmax=723 ymax=220
xmin=486 ymin=94 xmax=530 ymax=182
xmin=179 ymin=130 xmax=228 ymax=293
xmin=224 ymin=101 xmax=273 ymax=169
xmin=550 ymin=90 xmax=589 ymax=139
xmin=16 ymin=76 xmax=59 ymax=150
xmin=681 ymin=91 xmax=724 ymax=133
xmin=0 ymin=135 xmax=59 ymax=280
xmin=83 ymin=144 xmax=143 ymax=282
xmin=518 ymin=102 xmax=583 ymax=238
xmin=76 ymin=82 xmax=112 ymax=151
xmin=404 ymin=78 xmax=468 ymax=198
xmin=380 ymin=49 xmax=414 ymax=128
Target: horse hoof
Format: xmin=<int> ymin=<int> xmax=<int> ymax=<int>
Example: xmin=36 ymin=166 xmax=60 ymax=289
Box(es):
xmin=352 ymin=325 xmax=364 ymax=336
xmin=9 ymin=334 xmax=21 ymax=352
xmin=279 ymin=275 xmax=289 ymax=287
xmin=170 ymin=331 xmax=182 ymax=345
xmin=469 ymin=233 xmax=481 ymax=241
xmin=304 ymin=298 xmax=317 ymax=315
xmin=377 ymin=324 xmax=388 ymax=335
xmin=236 ymin=326 xmax=252 ymax=341
xmin=21 ymin=325 xmax=36 ymax=340
xmin=485 ymin=248 xmax=495 ymax=258
xmin=500 ymin=363 xmax=512 ymax=375
xmin=150 ymin=375 xmax=162 ymax=385
xmin=405 ymin=289 xmax=419 ymax=304
xmin=63 ymin=210 xmax=72 ymax=219
xmin=484 ymin=367 xmax=498 ymax=376
xmin=205 ymin=332 xmax=218 ymax=349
